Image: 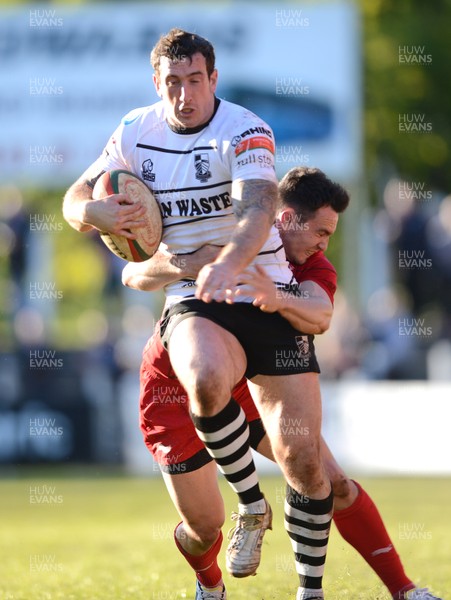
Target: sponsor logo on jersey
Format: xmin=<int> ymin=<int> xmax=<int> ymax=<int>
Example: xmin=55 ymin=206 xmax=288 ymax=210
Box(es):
xmin=142 ymin=158 xmax=156 ymax=182
xmin=231 ymin=126 xmax=273 ymax=149
xmin=122 ymin=113 xmax=141 ymax=125
xmin=159 ymin=191 xmax=232 ymax=219
xmin=235 ymin=135 xmax=275 ymax=157
xmin=236 ymin=152 xmax=274 ymax=168
xmin=194 ymin=153 xmax=212 ymax=182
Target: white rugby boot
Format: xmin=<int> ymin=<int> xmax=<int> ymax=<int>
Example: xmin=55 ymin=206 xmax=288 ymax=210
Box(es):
xmin=225 ymin=498 xmax=273 ymax=577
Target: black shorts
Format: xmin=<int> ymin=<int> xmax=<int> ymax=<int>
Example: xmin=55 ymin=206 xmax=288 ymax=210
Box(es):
xmin=159 ymin=299 xmax=320 ymax=379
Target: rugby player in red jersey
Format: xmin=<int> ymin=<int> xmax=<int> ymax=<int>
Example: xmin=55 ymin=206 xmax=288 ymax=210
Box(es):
xmin=124 ymin=167 xmax=439 ymax=600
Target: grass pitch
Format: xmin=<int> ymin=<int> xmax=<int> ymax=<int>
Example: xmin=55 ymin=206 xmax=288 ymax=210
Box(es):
xmin=0 ymin=470 xmax=449 ymax=599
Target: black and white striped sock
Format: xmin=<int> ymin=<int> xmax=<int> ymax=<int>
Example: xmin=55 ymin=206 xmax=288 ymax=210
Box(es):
xmin=285 ymin=485 xmax=333 ymax=599
xmin=191 ymin=399 xmax=263 ymax=505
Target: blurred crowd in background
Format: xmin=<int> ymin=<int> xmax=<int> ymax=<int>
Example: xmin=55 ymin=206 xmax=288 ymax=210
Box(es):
xmin=1 ymin=0 xmax=450 ymax=467
xmin=2 ymin=175 xmax=450 ymax=384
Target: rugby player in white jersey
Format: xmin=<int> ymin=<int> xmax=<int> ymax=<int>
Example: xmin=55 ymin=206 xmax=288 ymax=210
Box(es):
xmin=64 ymin=29 xmax=333 ymax=600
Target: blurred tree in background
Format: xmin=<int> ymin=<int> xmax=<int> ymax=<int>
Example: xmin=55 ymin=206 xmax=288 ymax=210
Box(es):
xmin=362 ymin=0 xmax=450 ymax=196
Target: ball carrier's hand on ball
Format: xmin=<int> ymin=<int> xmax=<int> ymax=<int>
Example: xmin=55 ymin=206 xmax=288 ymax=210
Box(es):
xmin=91 ymin=170 xmax=163 ymax=262
xmin=85 ymin=192 xmax=147 ymax=240
xmin=63 ymin=167 xmax=162 ymax=262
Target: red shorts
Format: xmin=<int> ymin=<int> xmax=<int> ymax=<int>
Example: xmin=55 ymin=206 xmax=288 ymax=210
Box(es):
xmin=139 ymin=332 xmax=264 ymax=474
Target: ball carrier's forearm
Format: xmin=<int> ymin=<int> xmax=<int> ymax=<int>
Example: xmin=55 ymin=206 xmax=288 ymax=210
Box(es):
xmin=62 ymin=164 xmax=101 ymax=232
xmin=62 ymin=160 xmax=147 ymax=238
xmin=195 ymin=179 xmax=278 ymax=302
xmin=122 ymin=245 xmax=222 ymax=292
xmin=123 ymin=250 xmax=188 ymax=291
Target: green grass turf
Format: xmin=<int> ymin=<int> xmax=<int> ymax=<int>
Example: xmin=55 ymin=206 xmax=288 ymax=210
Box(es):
xmin=0 ymin=470 xmax=449 ymax=599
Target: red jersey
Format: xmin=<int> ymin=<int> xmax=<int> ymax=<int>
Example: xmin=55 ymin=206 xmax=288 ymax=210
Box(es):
xmin=289 ymin=251 xmax=337 ymax=305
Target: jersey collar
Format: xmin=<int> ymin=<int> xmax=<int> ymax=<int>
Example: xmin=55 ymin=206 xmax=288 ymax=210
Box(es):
xmin=167 ymin=97 xmax=221 ymax=135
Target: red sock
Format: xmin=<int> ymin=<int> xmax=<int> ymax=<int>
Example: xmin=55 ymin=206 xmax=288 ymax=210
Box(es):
xmin=333 ymin=481 xmax=414 ymax=598
xmin=174 ymin=523 xmax=223 ymax=588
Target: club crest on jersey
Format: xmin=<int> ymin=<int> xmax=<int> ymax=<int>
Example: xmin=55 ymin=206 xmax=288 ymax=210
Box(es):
xmin=295 ymin=335 xmax=310 ymax=357
xmin=142 ymin=158 xmax=156 ymax=182
xmin=194 ymin=153 xmax=212 ymax=183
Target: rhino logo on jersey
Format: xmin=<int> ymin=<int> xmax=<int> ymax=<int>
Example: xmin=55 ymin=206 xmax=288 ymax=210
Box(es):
xmin=194 ymin=153 xmax=212 ymax=183
xmin=142 ymin=158 xmax=156 ymax=182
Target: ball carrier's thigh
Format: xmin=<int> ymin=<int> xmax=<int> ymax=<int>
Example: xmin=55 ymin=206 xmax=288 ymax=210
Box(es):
xmin=248 ymin=372 xmax=330 ymax=499
xmin=167 ymin=316 xmax=247 ymax=416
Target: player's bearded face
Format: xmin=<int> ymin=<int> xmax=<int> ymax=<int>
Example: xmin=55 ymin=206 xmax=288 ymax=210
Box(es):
xmin=154 ymin=53 xmax=218 ymax=130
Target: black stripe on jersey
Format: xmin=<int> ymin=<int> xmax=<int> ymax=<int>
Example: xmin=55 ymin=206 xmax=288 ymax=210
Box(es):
xmin=153 ymin=180 xmax=232 ymax=195
xmin=162 ymin=213 xmax=232 ymax=229
xmin=258 ymin=244 xmax=284 ymax=256
xmin=136 ymin=143 xmax=217 ymax=155
xmin=178 ymin=280 xmax=295 ymax=289
xmin=273 ymin=280 xmax=297 ymax=288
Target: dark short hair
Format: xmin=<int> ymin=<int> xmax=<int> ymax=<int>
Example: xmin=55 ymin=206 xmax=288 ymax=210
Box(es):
xmin=151 ymin=28 xmax=216 ymax=78
xmin=278 ymin=166 xmax=350 ymax=220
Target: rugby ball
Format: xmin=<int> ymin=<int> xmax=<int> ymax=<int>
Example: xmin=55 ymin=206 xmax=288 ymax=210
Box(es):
xmin=92 ymin=170 xmax=162 ymax=262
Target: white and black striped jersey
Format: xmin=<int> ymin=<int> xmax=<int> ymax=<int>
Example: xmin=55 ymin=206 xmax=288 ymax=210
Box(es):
xmin=98 ymin=97 xmax=297 ymax=304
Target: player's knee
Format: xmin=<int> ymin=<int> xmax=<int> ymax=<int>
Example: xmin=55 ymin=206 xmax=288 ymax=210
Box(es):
xmin=290 ymin=461 xmax=326 ymax=498
xmin=285 ymin=437 xmax=320 ymax=469
xmin=277 ymin=440 xmax=320 ymax=477
xmin=185 ymin=513 xmax=224 ymax=547
xmin=189 ymin=368 xmax=230 ymax=412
